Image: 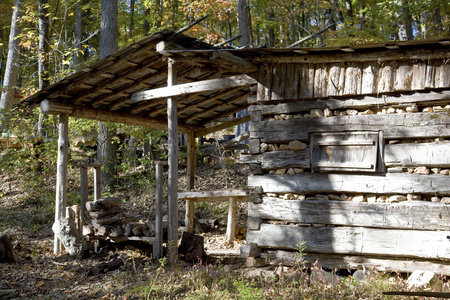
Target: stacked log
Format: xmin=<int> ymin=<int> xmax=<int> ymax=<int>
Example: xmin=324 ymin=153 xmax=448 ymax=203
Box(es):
xmin=85 ymin=197 xmax=131 ymax=241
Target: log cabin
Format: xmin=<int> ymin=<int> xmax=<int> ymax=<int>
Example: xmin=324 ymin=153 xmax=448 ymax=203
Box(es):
xmin=21 ymin=27 xmax=449 ymax=272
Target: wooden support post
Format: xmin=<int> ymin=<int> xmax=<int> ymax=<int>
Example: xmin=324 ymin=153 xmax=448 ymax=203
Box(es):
xmin=226 ymin=197 xmax=237 ymax=243
xmin=167 ymin=58 xmax=179 ymax=262
xmin=80 ymin=166 xmax=88 ymax=258
xmin=185 ymin=132 xmax=195 ymax=233
xmin=54 ymin=113 xmax=69 ymax=254
xmin=154 ymin=161 xmax=166 ymax=260
xmin=93 ymin=165 xmax=101 ymax=201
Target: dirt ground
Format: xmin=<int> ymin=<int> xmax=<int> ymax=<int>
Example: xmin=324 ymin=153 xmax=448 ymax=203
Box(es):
xmin=0 ymin=163 xmax=250 ymax=299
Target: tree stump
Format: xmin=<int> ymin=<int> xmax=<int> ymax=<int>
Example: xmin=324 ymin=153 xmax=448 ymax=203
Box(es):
xmin=0 ymin=234 xmax=18 ymax=263
xmin=178 ymin=232 xmax=205 ymax=264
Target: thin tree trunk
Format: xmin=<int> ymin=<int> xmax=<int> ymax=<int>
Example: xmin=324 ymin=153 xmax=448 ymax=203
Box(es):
xmin=37 ymin=0 xmax=50 ymax=136
xmin=98 ymin=0 xmax=118 ymax=190
xmin=143 ymin=6 xmax=150 ymax=35
xmin=129 ymin=0 xmax=135 ymax=40
xmin=0 ymin=0 xmax=22 ymax=133
xmin=237 ymin=0 xmax=250 ymax=47
xmin=73 ymin=0 xmax=83 ymax=70
xmin=396 ymin=0 xmax=413 ymax=40
xmin=268 ymin=9 xmax=275 ymax=47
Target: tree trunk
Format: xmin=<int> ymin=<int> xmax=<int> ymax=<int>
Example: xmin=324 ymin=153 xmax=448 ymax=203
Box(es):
xmin=98 ymin=0 xmax=118 ymax=190
xmin=37 ymin=0 xmax=50 ymax=136
xmin=0 ymin=0 xmax=22 ymax=133
xmin=73 ymin=0 xmax=84 ymax=70
xmin=143 ymin=6 xmax=150 ymax=35
xmin=237 ymin=0 xmax=251 ymax=47
xmin=268 ymin=9 xmax=275 ymax=47
xmin=128 ymin=0 xmax=135 ymax=40
xmin=396 ymin=0 xmax=413 ymax=41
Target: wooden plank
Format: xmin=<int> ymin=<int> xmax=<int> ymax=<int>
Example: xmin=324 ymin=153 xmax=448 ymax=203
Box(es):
xmin=437 ymin=61 xmax=450 ymax=88
xmin=385 ymin=142 xmax=450 ymax=167
xmin=313 ymin=63 xmax=327 ymax=98
xmin=284 ymin=63 xmax=299 ymax=99
xmin=251 ymin=112 xmax=450 ymax=142
xmin=167 ymin=59 xmax=178 ymax=261
xmin=249 ymin=198 xmax=450 ymax=230
xmin=361 ymin=62 xmax=378 ymax=94
xmin=266 ymin=251 xmax=450 ymax=275
xmin=80 ymin=167 xmax=88 ymax=257
xmin=253 ymin=48 xmax=450 ymax=64
xmin=250 ymin=90 xmax=450 ymax=115
xmin=271 ymin=64 xmax=286 ymax=100
xmin=377 ymin=61 xmax=396 ymax=93
xmin=54 ymin=113 xmax=69 ymax=254
xmin=343 ymin=62 xmax=362 ymax=95
xmin=425 ymin=59 xmax=437 ymax=88
xmin=131 ymin=74 xmax=256 ymax=102
xmin=185 ymin=132 xmax=195 ymax=234
xmin=262 ymin=64 xmax=273 ymax=101
xmin=299 ymin=64 xmax=315 ymax=98
xmin=327 ymin=63 xmax=344 ymax=96
xmin=240 ymin=149 xmax=310 ymax=170
xmin=248 ymin=173 xmax=450 ymax=195
xmin=226 ymin=198 xmax=237 ymax=242
xmin=179 ymin=189 xmax=251 ymax=199
xmin=247 ymin=224 xmax=450 ymax=260
xmin=393 ymin=61 xmax=413 ymax=91
xmin=411 ymin=61 xmax=427 ymax=90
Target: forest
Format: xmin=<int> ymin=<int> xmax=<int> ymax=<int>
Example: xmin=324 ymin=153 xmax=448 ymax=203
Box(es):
xmin=0 ymin=0 xmax=450 ymax=299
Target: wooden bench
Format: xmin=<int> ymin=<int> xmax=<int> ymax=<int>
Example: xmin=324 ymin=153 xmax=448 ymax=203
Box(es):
xmin=178 ymin=189 xmax=251 ymax=242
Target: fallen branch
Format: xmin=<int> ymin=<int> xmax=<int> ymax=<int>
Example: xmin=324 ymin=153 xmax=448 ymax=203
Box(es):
xmin=288 ymin=23 xmax=336 ymax=48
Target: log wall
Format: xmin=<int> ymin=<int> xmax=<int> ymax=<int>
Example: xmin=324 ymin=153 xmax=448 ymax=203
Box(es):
xmin=244 ymin=52 xmax=450 ymax=274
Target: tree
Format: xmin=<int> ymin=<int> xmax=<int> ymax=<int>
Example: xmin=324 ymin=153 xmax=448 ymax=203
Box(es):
xmin=1 ymin=0 xmax=22 ymax=133
xmin=97 ymin=0 xmax=118 ymax=191
xmin=73 ymin=0 xmax=84 ymax=71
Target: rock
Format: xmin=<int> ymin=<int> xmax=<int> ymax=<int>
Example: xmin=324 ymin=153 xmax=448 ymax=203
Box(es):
xmin=52 ymin=218 xmax=80 ymax=255
xmin=323 ymin=108 xmax=333 ymax=117
xmin=362 ymin=109 xmax=374 ymax=115
xmin=246 ymin=257 xmax=267 ymax=268
xmin=278 ymin=144 xmax=290 ymax=150
xmin=266 ymin=193 xmax=278 ymax=198
xmin=346 ymin=109 xmax=358 ymax=115
xmin=407 ymin=194 xmax=422 ymax=201
xmin=283 ymin=193 xmax=295 ymax=200
xmin=440 ymin=169 xmax=450 ymax=175
xmin=286 ymin=168 xmax=295 ymax=175
xmin=294 ymin=168 xmax=305 ymax=173
xmin=423 ymin=107 xmax=433 ymax=113
xmin=328 ymin=194 xmax=341 ymax=201
xmin=289 ymin=140 xmax=307 ymax=151
xmin=240 ymin=243 xmax=261 ymax=258
xmin=339 ymin=194 xmax=348 ymax=201
xmin=430 ymin=168 xmax=441 ymax=174
xmin=431 ymin=197 xmax=440 ymax=202
xmin=377 ymin=196 xmax=387 ymax=203
xmin=310 ymin=109 xmax=324 ymax=118
xmin=366 ymin=194 xmax=377 ymax=203
xmin=414 ymin=166 xmax=430 ymax=175
xmin=339 ymin=111 xmax=347 ymax=116
xmin=267 ymin=144 xmax=278 ymax=151
xmin=387 ymin=107 xmax=396 ymax=114
xmin=310 ymin=268 xmax=342 ymax=286
xmin=433 ymin=106 xmax=445 ymax=112
xmin=441 ymin=197 xmax=450 ymax=204
xmin=388 ymin=195 xmax=407 ymax=203
xmin=406 ymin=104 xmax=418 ymax=112
xmin=296 ymin=195 xmax=306 ymax=200
xmin=444 ymin=105 xmax=450 ymax=111
xmin=243 ymin=268 xmax=276 ymax=280
xmin=407 ymin=168 xmax=415 ymax=173
xmin=260 ymin=143 xmax=268 ymax=153
xmin=303 ymin=113 xmax=310 ymax=118
xmin=396 ymin=108 xmax=405 ymax=114
xmin=293 ymin=114 xmax=303 ymax=119
xmin=407 ymin=270 xmax=443 ymax=292
xmin=275 ymin=169 xmax=286 ymax=175
xmin=269 ymin=170 xmax=276 ymax=175
xmin=352 ymin=195 xmax=366 ymax=202
xmin=274 ymin=115 xmax=284 ymax=120
xmin=352 ymin=270 xmax=368 ymax=282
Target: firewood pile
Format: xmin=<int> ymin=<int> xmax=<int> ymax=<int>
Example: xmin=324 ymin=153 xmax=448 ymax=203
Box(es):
xmin=85 ymin=197 xmax=159 ymax=243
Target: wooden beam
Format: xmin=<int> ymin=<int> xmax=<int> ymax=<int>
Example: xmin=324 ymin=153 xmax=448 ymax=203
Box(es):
xmin=385 ymin=142 xmax=450 ymax=167
xmin=251 ymin=90 xmax=450 ymax=113
xmin=248 ymin=173 xmax=450 ymax=195
xmin=247 ymin=224 xmax=450 ymax=260
xmin=40 ymin=99 xmax=201 ymax=133
xmin=196 ymin=115 xmax=251 ymax=137
xmin=166 ymin=59 xmax=178 ymax=262
xmin=54 ymin=113 xmax=69 ymax=254
xmin=131 ymin=74 xmax=256 ymax=102
xmin=251 ymin=112 xmax=450 ymax=142
xmin=250 ymin=198 xmax=450 ymax=231
xmin=185 ymin=132 xmax=195 ymax=233
xmin=154 ymin=160 xmax=167 ymax=260
xmin=179 ymin=189 xmax=251 ymax=199
xmin=253 ymin=48 xmax=450 ymax=64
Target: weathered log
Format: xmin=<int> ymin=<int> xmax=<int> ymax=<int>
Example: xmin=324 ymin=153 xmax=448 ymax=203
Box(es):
xmin=88 ymin=206 xmax=122 ymax=218
xmin=0 ymin=234 xmax=18 ymax=263
xmin=86 ymin=197 xmax=122 ymax=212
xmin=52 ymin=218 xmax=80 ymax=255
xmin=89 ymin=257 xmax=125 ymax=276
